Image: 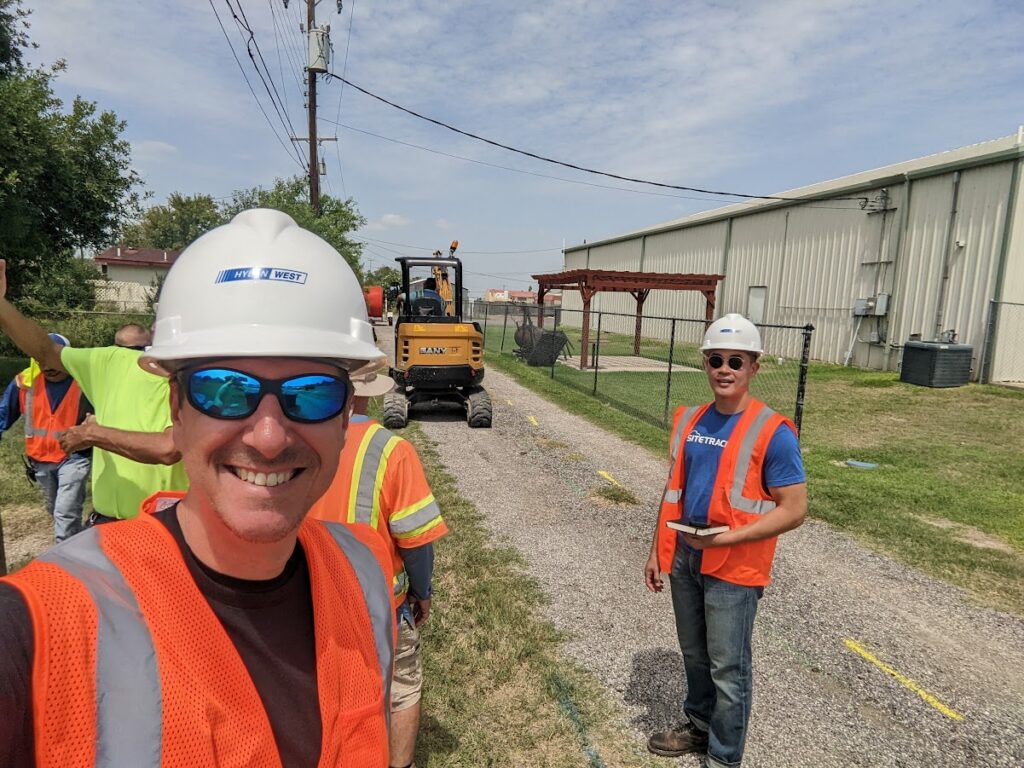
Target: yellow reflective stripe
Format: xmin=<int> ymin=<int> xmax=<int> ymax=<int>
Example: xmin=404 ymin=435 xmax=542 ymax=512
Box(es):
xmin=393 ymin=569 xmax=409 ymax=598
xmin=369 ymin=436 xmax=403 ymax=530
xmin=391 ymin=494 xmax=436 ymax=525
xmin=394 ymin=514 xmax=445 ymax=541
xmin=347 ymin=423 xmax=383 ymax=523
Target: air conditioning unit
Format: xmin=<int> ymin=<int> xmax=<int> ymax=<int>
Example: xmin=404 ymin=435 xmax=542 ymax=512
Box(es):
xmin=899 ymin=341 xmax=972 ymax=388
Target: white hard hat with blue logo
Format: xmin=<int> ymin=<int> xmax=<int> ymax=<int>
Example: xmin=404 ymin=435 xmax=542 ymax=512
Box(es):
xmin=141 ymin=209 xmax=384 ymax=377
xmin=700 ymin=313 xmax=763 ymax=354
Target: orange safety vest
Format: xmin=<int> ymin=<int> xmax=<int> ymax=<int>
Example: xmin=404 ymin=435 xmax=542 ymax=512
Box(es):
xmin=18 ymin=377 xmax=82 ymax=463
xmin=2 ymin=512 xmax=394 ymax=767
xmin=311 ymin=419 xmax=448 ymax=609
xmin=654 ymin=399 xmax=797 ymax=587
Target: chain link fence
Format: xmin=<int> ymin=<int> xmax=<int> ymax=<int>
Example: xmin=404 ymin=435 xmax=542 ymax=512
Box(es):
xmin=984 ymin=300 xmax=1024 ymax=385
xmin=477 ymin=303 xmax=814 ymax=431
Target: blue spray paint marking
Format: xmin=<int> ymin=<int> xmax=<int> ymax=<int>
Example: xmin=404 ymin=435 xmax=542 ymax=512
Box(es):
xmin=214 ymin=267 xmax=308 ymax=285
xmin=547 ymin=672 xmax=607 ymax=768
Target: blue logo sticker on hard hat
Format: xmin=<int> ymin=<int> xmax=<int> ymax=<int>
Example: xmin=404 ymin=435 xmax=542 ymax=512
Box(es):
xmin=214 ymin=267 xmax=308 ymax=285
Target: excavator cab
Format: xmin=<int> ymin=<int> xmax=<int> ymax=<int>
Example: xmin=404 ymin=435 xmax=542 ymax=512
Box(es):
xmin=384 ymin=245 xmax=492 ymax=428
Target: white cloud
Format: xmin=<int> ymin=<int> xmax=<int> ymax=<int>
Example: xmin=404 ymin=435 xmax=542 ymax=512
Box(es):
xmin=364 ymin=214 xmax=411 ymax=232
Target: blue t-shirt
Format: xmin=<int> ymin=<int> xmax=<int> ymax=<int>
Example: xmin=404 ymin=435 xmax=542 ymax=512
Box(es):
xmin=680 ymin=405 xmax=805 ymax=527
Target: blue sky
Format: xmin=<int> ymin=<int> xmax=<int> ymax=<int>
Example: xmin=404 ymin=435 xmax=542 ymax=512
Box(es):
xmin=28 ymin=0 xmax=1024 ymax=297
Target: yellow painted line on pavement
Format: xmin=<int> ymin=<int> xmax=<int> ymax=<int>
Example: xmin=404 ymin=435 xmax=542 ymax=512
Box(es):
xmin=597 ymin=471 xmax=621 ymax=486
xmin=527 ymin=415 xmax=539 ymax=426
xmin=843 ymin=639 xmax=964 ymax=721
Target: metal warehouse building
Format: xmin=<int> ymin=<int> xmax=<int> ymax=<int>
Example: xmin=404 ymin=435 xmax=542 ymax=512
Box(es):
xmin=561 ymin=130 xmax=1024 ymax=383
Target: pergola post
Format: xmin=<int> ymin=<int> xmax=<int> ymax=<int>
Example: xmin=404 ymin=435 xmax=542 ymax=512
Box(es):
xmin=578 ymin=285 xmax=596 ymax=369
xmin=536 ymin=287 xmax=547 ymax=328
xmin=703 ymin=288 xmax=716 ymax=326
xmin=630 ymin=289 xmax=650 ymax=355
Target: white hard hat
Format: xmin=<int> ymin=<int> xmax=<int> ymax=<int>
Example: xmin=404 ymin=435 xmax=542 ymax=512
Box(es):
xmin=140 ymin=209 xmax=384 ymax=377
xmin=701 ymin=313 xmax=763 ymax=354
xmin=352 ymin=361 xmax=396 ymax=397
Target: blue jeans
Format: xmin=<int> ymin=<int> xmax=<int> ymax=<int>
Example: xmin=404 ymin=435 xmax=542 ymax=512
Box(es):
xmin=670 ymin=548 xmax=762 ymax=768
xmin=33 ymin=454 xmax=91 ymax=543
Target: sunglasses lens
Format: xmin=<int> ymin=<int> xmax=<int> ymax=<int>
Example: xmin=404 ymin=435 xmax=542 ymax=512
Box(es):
xmin=279 ymin=375 xmax=348 ymax=422
xmin=189 ymin=368 xmax=261 ymax=419
xmin=706 ymin=354 xmax=746 ymax=370
xmin=187 ymin=370 xmax=348 ymax=422
xmin=728 ymin=356 xmax=745 ymax=371
xmin=708 ymin=354 xmax=724 ymax=369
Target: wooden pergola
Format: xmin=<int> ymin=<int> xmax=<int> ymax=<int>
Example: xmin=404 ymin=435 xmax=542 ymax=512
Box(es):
xmin=533 ymin=269 xmax=724 ymax=369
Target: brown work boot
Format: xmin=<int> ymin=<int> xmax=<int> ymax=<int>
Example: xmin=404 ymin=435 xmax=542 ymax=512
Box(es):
xmin=647 ymin=722 xmax=709 ymax=757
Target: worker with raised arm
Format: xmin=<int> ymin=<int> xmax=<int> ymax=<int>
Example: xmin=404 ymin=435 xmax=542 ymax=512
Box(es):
xmin=0 ymin=277 xmax=187 ymax=523
xmin=644 ymin=313 xmax=807 ymax=768
xmin=0 ymin=209 xmax=395 ymax=766
xmin=311 ymin=363 xmax=448 ymax=768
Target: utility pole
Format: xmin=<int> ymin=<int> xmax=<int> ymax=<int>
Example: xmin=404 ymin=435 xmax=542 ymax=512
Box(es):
xmin=307 ymin=0 xmax=320 ymax=216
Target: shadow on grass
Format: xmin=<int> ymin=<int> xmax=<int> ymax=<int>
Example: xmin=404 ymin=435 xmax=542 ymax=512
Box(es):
xmin=416 ymin=712 xmax=459 ymax=766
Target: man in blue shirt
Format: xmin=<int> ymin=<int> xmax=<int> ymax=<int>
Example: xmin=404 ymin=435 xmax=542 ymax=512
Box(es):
xmin=644 ymin=314 xmax=807 ymax=768
xmin=0 ymin=333 xmax=93 ymax=542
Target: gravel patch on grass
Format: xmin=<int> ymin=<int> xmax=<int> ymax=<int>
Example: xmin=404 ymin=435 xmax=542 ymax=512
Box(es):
xmin=413 ymin=364 xmax=1024 ymax=767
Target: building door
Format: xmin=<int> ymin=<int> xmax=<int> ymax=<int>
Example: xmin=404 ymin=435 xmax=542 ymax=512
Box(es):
xmin=747 ymin=286 xmax=767 ymax=324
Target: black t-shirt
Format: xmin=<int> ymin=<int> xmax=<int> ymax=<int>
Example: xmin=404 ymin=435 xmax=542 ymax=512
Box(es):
xmin=0 ymin=507 xmax=321 ymax=767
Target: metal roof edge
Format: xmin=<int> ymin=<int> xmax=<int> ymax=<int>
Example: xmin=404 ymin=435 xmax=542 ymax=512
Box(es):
xmin=564 ymin=131 xmax=1024 ymax=254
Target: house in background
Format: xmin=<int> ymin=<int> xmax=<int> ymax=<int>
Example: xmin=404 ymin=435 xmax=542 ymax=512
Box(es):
xmin=92 ymin=246 xmax=180 ymax=311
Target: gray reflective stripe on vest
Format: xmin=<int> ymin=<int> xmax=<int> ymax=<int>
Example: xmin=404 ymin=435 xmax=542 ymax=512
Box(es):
xmin=39 ymin=530 xmax=162 ymax=768
xmin=389 ymin=498 xmax=442 ymax=537
xmin=729 ymin=406 xmax=780 ymax=515
xmin=352 ymin=426 xmax=395 ymax=524
xmin=320 ymin=521 xmax=395 ymax=723
xmin=669 ymin=406 xmax=700 ymax=462
xmin=663 ymin=488 xmax=682 ymax=504
xmin=22 ymin=387 xmax=48 ymax=438
xmin=393 ymin=569 xmax=409 ymax=598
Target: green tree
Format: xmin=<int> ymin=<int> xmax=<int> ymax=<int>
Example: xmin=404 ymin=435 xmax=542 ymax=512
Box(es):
xmin=121 ymin=192 xmax=224 ymax=250
xmin=0 ymin=1 xmax=142 ymax=301
xmin=221 ymin=176 xmax=366 ymax=280
xmin=364 ymin=265 xmax=401 ymax=291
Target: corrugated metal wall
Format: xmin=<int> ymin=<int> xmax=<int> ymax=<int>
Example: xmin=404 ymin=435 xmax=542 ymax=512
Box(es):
xmin=990 ymin=159 xmax=1024 ymax=383
xmin=556 ymin=153 xmax=1023 ymax=378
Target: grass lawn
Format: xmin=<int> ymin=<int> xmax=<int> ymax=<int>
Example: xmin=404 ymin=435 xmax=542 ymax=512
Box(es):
xmin=481 ymin=321 xmax=805 ymax=426
xmin=485 ymin=351 xmax=1024 ymax=615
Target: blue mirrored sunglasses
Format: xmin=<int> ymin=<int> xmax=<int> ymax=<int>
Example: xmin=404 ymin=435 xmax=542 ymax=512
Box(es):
xmin=184 ymin=367 xmax=350 ymax=423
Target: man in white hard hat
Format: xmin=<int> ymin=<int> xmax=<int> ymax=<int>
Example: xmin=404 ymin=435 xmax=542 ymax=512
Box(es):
xmin=311 ymin=364 xmax=447 ymax=768
xmin=0 ymin=210 xmax=395 ymax=767
xmin=643 ymin=313 xmax=807 ymax=768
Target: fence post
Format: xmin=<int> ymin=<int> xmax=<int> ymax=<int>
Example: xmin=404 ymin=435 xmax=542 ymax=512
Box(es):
xmin=482 ymin=303 xmax=489 ymax=346
xmin=663 ymin=319 xmax=676 ymax=426
xmin=979 ymin=299 xmax=998 ymax=384
xmin=795 ymin=324 xmax=814 ymax=433
xmin=551 ymin=307 xmax=559 ymax=380
xmin=500 ymin=303 xmax=510 ymax=354
xmin=592 ymin=310 xmax=602 ymax=395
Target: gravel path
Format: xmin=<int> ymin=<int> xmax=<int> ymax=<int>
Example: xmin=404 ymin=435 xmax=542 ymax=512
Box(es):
xmin=382 ymin=328 xmax=1024 ymax=766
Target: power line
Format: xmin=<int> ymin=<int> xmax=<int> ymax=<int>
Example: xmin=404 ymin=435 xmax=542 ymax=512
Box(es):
xmin=321 ymin=118 xmax=754 ymax=204
xmin=325 ymin=73 xmax=871 ymax=205
xmin=329 ymin=0 xmax=356 ymax=199
xmin=207 ymin=0 xmax=306 ymax=171
xmin=353 ymin=233 xmax=559 ymax=254
xmin=224 ymin=0 xmax=307 ymax=170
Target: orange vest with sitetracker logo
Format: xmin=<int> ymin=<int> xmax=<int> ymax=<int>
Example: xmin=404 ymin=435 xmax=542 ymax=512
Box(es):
xmin=2 ymin=512 xmax=394 ymax=768
xmin=18 ymin=377 xmax=82 ymax=463
xmin=655 ymin=399 xmax=798 ymax=587
xmin=311 ymin=419 xmax=448 ymax=609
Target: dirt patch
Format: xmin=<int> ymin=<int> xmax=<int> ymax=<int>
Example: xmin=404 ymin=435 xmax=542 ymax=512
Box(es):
xmin=2 ymin=503 xmax=52 ymax=571
xmin=914 ymin=514 xmax=1015 ymax=553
